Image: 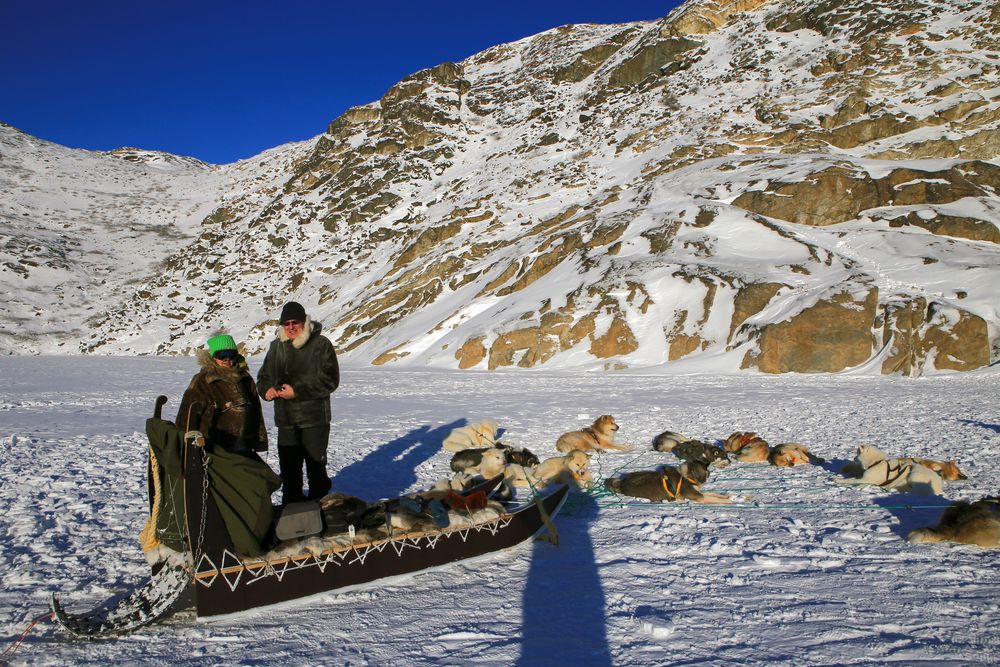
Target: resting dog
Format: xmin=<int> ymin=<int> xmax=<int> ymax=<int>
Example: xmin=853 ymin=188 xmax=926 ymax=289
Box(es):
xmin=768 ymin=443 xmax=825 ymax=467
xmin=668 ymin=439 xmax=730 ymax=469
xmin=837 ymin=444 xmax=943 ymax=495
xmin=908 ymin=497 xmax=1000 ymax=548
xmin=652 ymin=430 xmax=690 ymax=453
xmin=731 ymin=436 xmax=770 ymax=463
xmin=556 ymin=415 xmax=627 ymax=453
xmin=605 ymin=461 xmax=731 ymax=504
xmin=505 ymin=449 xmax=593 ymax=490
xmin=898 ymin=457 xmax=967 ymax=481
xmin=723 ymin=431 xmax=759 ymax=453
xmin=441 ymin=419 xmax=500 ymax=452
xmin=450 ymin=443 xmax=540 ymax=473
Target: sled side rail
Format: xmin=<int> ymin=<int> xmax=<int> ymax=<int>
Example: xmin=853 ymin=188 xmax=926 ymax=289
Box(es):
xmin=192 ymin=506 xmax=520 ymax=581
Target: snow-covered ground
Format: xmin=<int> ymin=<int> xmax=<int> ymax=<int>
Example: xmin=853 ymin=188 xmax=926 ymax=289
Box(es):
xmin=1 ymin=356 xmax=999 ymax=665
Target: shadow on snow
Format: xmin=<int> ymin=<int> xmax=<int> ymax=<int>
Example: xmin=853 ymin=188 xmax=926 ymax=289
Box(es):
xmin=329 ymin=418 xmax=468 ymax=500
xmin=516 ymin=492 xmax=611 ymax=666
xmin=871 ymin=491 xmax=951 ymax=538
xmin=957 ymin=418 xmax=1000 ymax=435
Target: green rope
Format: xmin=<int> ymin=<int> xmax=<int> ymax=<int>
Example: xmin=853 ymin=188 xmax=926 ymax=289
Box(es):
xmin=595 ymin=500 xmax=950 ymax=510
xmin=560 ymin=450 xmax=955 ymax=515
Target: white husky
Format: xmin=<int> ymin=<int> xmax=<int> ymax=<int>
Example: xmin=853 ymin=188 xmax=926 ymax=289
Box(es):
xmin=837 ymin=444 xmax=943 ymax=495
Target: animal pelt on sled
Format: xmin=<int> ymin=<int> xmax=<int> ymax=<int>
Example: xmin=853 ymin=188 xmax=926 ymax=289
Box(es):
xmin=907 ymin=497 xmax=1000 ymax=548
xmin=358 ymin=487 xmax=506 ymax=534
xmin=604 ymin=461 xmax=731 ymax=504
xmin=442 ymin=419 xmax=500 ymax=452
xmin=450 ymin=443 xmax=539 ymax=473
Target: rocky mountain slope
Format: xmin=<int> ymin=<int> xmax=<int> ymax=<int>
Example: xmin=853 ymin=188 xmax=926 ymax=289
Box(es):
xmin=2 ymin=0 xmax=999 ymax=374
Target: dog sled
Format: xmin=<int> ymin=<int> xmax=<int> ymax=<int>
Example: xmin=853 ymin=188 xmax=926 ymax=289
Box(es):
xmin=51 ymin=398 xmax=569 ymax=637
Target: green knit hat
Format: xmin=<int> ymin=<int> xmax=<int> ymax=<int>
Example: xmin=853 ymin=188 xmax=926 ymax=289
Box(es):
xmin=207 ymin=334 xmax=237 ymax=356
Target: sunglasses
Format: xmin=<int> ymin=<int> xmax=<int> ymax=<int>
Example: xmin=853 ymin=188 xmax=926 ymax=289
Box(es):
xmin=213 ymin=349 xmax=238 ymax=361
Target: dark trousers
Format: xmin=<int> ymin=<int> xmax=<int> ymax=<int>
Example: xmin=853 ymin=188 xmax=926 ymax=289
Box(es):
xmin=277 ymin=424 xmax=331 ymax=502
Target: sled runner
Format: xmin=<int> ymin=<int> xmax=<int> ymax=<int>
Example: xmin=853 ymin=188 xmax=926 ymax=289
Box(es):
xmin=51 ymin=398 xmax=568 ymax=634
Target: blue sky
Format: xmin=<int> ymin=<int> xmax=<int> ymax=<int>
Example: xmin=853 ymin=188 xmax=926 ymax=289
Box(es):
xmin=1 ymin=1 xmax=682 ymax=164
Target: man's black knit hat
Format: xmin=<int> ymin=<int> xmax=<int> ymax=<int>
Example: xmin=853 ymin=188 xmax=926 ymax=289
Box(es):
xmin=279 ymin=301 xmax=306 ymax=324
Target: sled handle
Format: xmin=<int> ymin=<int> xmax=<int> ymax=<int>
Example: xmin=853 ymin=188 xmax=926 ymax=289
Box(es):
xmin=153 ymin=395 xmax=168 ymax=419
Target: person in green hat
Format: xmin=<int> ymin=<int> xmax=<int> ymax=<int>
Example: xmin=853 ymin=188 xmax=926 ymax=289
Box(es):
xmin=175 ymin=333 xmax=281 ymax=556
xmin=176 ymin=334 xmax=271 ymax=454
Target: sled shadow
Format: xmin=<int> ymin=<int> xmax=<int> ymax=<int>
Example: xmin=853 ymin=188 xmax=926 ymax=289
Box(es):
xmin=957 ymin=418 xmax=1000 ymax=434
xmin=516 ymin=491 xmax=611 ymax=667
xmin=330 ymin=419 xmax=468 ymax=500
xmin=871 ymin=492 xmax=951 ymax=538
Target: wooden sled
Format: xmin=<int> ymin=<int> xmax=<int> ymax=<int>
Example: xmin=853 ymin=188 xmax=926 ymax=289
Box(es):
xmin=182 ymin=428 xmax=568 ymax=617
xmin=52 ymin=398 xmax=569 ymax=634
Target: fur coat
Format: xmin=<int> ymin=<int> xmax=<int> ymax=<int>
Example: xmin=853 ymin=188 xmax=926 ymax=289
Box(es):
xmin=176 ymin=349 xmax=268 ymax=452
xmin=257 ymin=317 xmax=340 ymax=429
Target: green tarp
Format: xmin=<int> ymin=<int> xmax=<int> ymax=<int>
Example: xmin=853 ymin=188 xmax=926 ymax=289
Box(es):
xmin=145 ymin=417 xmax=281 ymax=557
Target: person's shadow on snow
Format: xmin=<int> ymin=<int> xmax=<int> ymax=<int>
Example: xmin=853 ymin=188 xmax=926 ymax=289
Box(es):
xmin=330 ymin=419 xmax=468 ymax=500
xmin=516 ymin=491 xmax=611 ymax=667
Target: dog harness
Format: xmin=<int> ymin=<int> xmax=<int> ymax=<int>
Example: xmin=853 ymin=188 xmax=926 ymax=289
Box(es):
xmin=660 ymin=474 xmax=694 ymax=500
xmin=867 ymin=459 xmax=911 ymax=487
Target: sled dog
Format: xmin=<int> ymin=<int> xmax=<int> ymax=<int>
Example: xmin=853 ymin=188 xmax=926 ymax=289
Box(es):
xmin=768 ymin=443 xmax=825 ymax=467
xmin=837 ymin=444 xmax=943 ymax=495
xmin=450 ymin=443 xmax=540 ymax=473
xmin=476 ymin=448 xmax=509 ymax=481
xmin=731 ymin=437 xmax=770 ymax=463
xmin=505 ymin=449 xmax=593 ymax=489
xmin=605 ymin=461 xmax=731 ymax=504
xmin=723 ymin=431 xmax=759 ymax=453
xmin=898 ymin=457 xmax=967 ymax=481
xmin=652 ymin=430 xmax=690 ymax=453
xmin=907 ymin=497 xmax=1000 ymax=548
xmin=555 ymin=415 xmax=628 ymax=453
xmin=668 ymin=439 xmax=730 ymax=468
xmin=441 ymin=419 xmax=500 ymax=452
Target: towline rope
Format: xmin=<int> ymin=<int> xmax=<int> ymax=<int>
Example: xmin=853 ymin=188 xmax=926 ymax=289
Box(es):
xmin=0 ymin=610 xmax=54 ymax=664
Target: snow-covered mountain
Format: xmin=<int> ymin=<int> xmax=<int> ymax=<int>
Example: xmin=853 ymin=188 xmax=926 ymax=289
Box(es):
xmin=2 ymin=0 xmax=998 ymax=374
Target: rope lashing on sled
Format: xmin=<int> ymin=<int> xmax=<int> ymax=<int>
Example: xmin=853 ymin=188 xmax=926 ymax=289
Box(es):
xmin=0 ymin=610 xmax=54 ymax=662
xmin=138 ymin=446 xmax=163 ymax=553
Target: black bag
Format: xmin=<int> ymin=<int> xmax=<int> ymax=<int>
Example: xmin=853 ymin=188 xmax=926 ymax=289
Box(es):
xmin=320 ymin=495 xmax=369 ymax=535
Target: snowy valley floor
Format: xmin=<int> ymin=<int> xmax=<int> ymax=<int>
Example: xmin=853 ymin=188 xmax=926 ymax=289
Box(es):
xmin=1 ymin=357 xmax=999 ymax=666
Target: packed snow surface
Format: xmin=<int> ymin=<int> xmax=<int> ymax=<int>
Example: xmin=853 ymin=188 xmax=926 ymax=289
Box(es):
xmin=1 ymin=357 xmax=999 ymax=665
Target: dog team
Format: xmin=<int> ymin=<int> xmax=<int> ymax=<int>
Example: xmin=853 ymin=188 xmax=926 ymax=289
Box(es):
xmin=438 ymin=415 xmax=998 ymax=549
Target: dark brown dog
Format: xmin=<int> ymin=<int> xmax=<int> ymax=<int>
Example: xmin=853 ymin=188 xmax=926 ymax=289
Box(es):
xmin=908 ymin=497 xmax=1000 ymax=548
xmin=604 ymin=462 xmax=731 ymax=504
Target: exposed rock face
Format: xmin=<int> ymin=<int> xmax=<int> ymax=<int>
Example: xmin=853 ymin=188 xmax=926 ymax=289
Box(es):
xmin=879 ymin=298 xmax=991 ymax=375
xmin=4 ymin=0 xmax=998 ymax=374
xmin=741 ymin=284 xmax=879 ymax=373
xmin=732 ymin=162 xmax=1000 ymax=228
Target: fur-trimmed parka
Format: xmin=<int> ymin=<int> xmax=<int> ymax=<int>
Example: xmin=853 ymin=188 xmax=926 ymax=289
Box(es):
xmin=176 ymin=349 xmax=269 ymax=452
xmin=256 ymin=316 xmax=340 ymax=429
